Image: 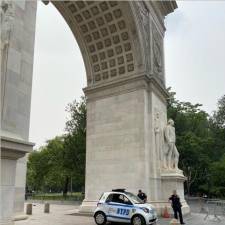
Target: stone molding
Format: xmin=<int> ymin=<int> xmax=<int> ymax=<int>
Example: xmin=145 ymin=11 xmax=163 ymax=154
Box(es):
xmin=0 ymin=136 xmax=34 ymax=160
xmin=146 ymin=1 xmax=177 ymax=34
xmin=84 ymin=74 xmax=168 ymax=103
xmin=161 ymin=172 xmax=186 ymax=181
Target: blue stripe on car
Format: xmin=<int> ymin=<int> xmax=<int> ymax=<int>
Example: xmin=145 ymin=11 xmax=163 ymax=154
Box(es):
xmin=105 ymin=203 xmax=134 ymax=208
xmin=106 ymin=215 xmax=130 ymax=220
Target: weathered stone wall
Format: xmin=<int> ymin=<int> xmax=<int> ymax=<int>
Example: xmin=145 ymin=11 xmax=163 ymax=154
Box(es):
xmin=85 ymin=83 xmax=147 ymax=201
xmin=14 ymin=156 xmax=27 ymax=216
xmin=1 ymin=1 xmax=37 ymax=224
xmin=1 ymin=1 xmax=37 ymax=141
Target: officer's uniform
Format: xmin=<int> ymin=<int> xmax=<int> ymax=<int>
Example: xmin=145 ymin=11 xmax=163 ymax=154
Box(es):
xmin=169 ymin=194 xmax=184 ymax=224
xmin=138 ymin=192 xmax=147 ymax=202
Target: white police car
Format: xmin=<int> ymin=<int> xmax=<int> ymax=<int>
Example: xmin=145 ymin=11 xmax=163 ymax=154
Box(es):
xmin=94 ymin=189 xmax=157 ymax=225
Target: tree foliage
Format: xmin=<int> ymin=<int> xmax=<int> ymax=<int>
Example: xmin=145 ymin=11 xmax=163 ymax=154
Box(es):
xmin=212 ymin=95 xmax=225 ymax=128
xmin=167 ymin=89 xmax=225 ymax=197
xmin=27 ymin=136 xmax=65 ymax=192
xmin=62 ymin=96 xmax=86 ymax=195
xmin=26 ymin=97 xmax=86 ymax=195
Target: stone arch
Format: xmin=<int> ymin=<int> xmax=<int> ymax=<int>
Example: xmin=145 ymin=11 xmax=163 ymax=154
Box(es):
xmin=1 ymin=1 xmax=190 ymax=224
xmin=52 ymin=1 xmax=144 ymax=86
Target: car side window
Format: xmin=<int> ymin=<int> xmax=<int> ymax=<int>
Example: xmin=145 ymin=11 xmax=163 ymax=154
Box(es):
xmin=106 ymin=194 xmax=113 ymax=203
xmin=123 ymin=195 xmax=132 ymax=205
xmin=108 ymin=194 xmax=133 ymax=205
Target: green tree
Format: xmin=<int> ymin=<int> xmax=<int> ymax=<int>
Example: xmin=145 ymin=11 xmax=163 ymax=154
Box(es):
xmin=167 ymin=89 xmax=225 ymax=197
xmin=209 ymin=155 xmax=225 ymax=197
xmin=26 ymin=97 xmax=86 ymax=195
xmin=167 ymin=88 xmax=212 ymax=196
xmin=27 ymin=150 xmax=46 ymax=191
xmin=62 ymin=96 xmax=86 ymax=196
xmin=27 ymin=136 xmax=65 ymax=192
xmin=212 ymin=95 xmax=225 ymax=128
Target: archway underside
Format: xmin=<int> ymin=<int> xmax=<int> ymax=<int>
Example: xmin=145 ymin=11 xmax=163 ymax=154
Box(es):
xmin=53 ymin=1 xmax=137 ymax=87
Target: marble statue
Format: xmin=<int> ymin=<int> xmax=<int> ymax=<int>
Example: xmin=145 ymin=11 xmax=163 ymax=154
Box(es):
xmin=164 ymin=119 xmax=179 ymax=170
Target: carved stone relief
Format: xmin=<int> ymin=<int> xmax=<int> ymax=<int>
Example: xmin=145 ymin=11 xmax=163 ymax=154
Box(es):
xmin=154 ymin=108 xmax=163 ymax=165
xmin=1 ymin=0 xmax=14 ymax=117
xmin=1 ymin=0 xmax=14 ymax=48
xmin=136 ymin=1 xmax=151 ymax=71
xmin=152 ymin=22 xmax=164 ymax=83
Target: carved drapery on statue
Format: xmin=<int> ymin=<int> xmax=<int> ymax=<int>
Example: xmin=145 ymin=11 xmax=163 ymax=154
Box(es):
xmin=163 ymin=119 xmax=180 ymax=170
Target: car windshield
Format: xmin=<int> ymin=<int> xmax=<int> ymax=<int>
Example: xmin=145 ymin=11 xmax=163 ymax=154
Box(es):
xmin=125 ymin=192 xmax=143 ymax=204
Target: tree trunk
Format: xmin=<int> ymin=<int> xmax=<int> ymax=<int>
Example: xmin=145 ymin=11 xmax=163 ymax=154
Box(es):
xmin=187 ymin=180 xmax=191 ymax=197
xmin=63 ymin=176 xmax=69 ymax=197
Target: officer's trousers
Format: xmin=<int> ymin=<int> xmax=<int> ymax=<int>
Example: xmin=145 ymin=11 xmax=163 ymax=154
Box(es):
xmin=173 ymin=207 xmax=184 ymax=224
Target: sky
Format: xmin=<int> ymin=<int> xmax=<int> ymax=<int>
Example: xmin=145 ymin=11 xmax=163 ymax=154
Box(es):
xmin=30 ymin=1 xmax=225 ymax=148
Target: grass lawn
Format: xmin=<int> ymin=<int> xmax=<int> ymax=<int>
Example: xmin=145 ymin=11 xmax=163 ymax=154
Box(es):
xmin=28 ymin=192 xmax=84 ymax=201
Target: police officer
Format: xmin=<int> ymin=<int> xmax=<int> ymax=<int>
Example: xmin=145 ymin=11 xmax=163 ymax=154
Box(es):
xmin=169 ymin=190 xmax=185 ymax=224
xmin=137 ymin=189 xmax=147 ymax=203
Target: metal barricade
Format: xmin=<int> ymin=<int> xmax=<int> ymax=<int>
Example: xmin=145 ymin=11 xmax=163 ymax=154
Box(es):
xmin=204 ymin=199 xmax=225 ymax=221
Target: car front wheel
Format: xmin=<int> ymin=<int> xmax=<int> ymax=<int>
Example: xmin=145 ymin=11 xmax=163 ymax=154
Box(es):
xmin=94 ymin=211 xmax=107 ymax=225
xmin=132 ymin=215 xmax=146 ymax=225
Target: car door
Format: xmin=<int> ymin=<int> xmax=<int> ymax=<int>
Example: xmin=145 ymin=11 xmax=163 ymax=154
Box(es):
xmin=106 ymin=193 xmax=133 ymax=223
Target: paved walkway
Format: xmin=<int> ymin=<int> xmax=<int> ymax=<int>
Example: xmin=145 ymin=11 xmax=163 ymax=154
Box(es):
xmin=15 ymin=203 xmax=225 ymax=225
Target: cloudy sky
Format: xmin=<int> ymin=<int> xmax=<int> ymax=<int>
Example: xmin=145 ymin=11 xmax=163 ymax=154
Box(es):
xmin=30 ymin=1 xmax=225 ymax=148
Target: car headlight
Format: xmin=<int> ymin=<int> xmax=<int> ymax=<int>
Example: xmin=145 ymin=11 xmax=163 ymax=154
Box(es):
xmin=141 ymin=207 xmax=150 ymax=213
xmin=149 ymin=209 xmax=154 ymax=214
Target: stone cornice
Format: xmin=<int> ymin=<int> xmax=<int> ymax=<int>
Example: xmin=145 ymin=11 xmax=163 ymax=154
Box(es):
xmin=84 ymin=74 xmax=169 ymax=103
xmin=157 ymin=1 xmax=177 ymax=17
xmin=148 ymin=76 xmax=169 ymax=104
xmin=1 ymin=136 xmax=34 ymax=160
xmin=84 ymin=74 xmax=147 ymax=101
xmin=145 ymin=1 xmax=177 ymax=34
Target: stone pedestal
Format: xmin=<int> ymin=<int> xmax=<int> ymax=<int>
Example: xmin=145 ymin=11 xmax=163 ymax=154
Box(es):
xmin=155 ymin=170 xmax=190 ymax=215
